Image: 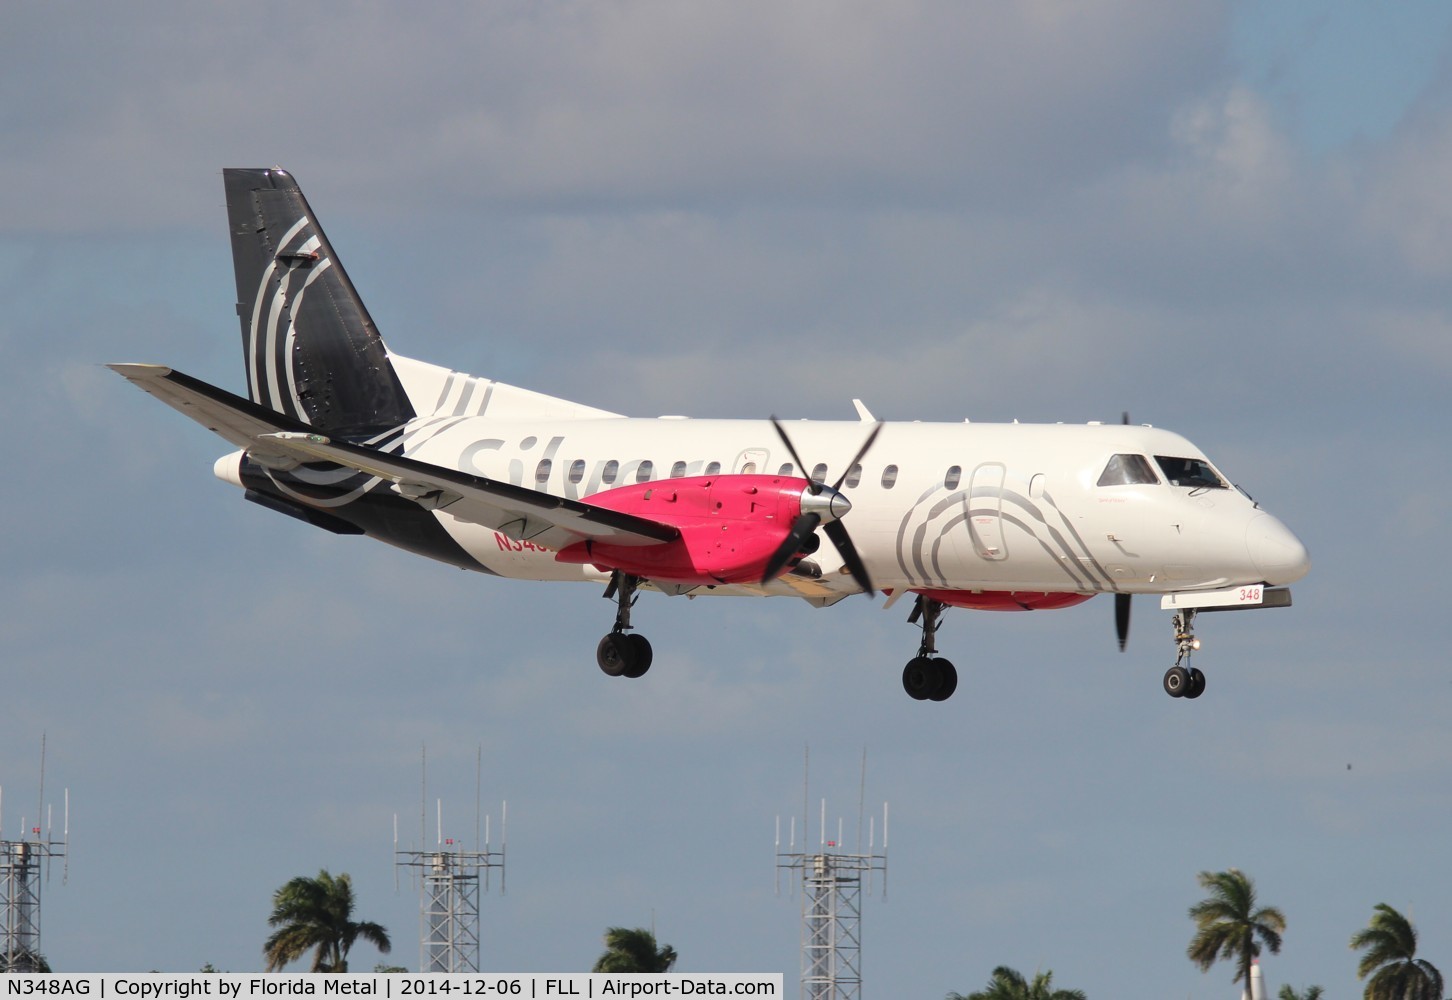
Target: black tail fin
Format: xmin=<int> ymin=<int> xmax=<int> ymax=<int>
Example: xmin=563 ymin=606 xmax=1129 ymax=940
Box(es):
xmin=224 ymin=167 xmax=415 ymax=436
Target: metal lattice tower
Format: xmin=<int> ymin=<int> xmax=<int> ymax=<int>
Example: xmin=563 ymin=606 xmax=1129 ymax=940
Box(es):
xmin=395 ymin=749 xmax=505 ymax=973
xmin=395 ymin=838 xmax=503 ymax=972
xmin=1 ymin=778 xmax=69 ymax=973
xmin=776 ymin=784 xmax=887 ymax=1000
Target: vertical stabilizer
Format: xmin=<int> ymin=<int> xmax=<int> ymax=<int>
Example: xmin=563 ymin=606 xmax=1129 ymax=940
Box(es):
xmin=224 ymin=167 xmax=415 ymax=435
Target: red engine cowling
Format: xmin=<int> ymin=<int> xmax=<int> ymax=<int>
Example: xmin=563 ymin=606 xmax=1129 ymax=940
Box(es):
xmin=556 ymin=475 xmax=812 ymax=585
xmin=914 ymin=589 xmax=1095 ymax=612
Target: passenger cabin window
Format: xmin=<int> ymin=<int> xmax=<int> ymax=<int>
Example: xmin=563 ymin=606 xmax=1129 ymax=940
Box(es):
xmin=810 ymin=463 xmax=828 ymax=483
xmin=944 ymin=465 xmax=962 ymax=490
xmin=636 ymin=460 xmax=654 ymax=483
xmin=705 ymin=461 xmax=721 ymax=476
xmin=602 ymin=460 xmax=619 ymax=485
xmin=670 ymin=461 xmax=687 ymax=478
xmin=741 ymin=461 xmax=756 ymax=474
xmin=535 ymin=459 xmax=552 ymax=485
xmin=568 ymin=460 xmax=585 ymax=485
xmin=1097 ymin=454 xmax=1158 ymax=487
xmin=778 ymin=463 xmax=795 ymax=477
xmin=845 ymin=464 xmax=862 ymax=488
xmin=1155 ymin=456 xmax=1228 ymax=489
xmin=881 ymin=464 xmax=898 ymax=489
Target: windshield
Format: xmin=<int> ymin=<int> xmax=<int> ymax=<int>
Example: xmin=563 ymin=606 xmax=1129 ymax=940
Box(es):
xmin=1154 ymin=456 xmax=1228 ymax=489
xmin=1097 ymin=454 xmax=1159 ymax=486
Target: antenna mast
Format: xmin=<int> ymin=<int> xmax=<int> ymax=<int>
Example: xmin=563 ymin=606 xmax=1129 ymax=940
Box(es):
xmin=2 ymin=739 xmax=70 ymax=972
xmin=775 ymin=748 xmax=887 ymax=1000
xmin=395 ymin=747 xmax=506 ymax=972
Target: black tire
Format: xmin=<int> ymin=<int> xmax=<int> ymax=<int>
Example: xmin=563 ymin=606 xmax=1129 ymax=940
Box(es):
xmin=928 ymin=658 xmax=958 ymax=701
xmin=902 ymin=656 xmax=940 ymax=701
xmin=1163 ymin=665 xmax=1190 ymax=698
xmin=1186 ymin=667 xmax=1206 ymax=699
xmin=597 ymin=633 xmax=631 ymax=677
xmin=622 ymin=634 xmax=653 ymax=678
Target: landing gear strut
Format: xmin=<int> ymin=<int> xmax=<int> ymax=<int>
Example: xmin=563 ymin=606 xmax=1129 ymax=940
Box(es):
xmin=1162 ymin=609 xmax=1206 ymax=699
xmin=902 ymin=596 xmax=957 ymax=701
xmin=597 ymin=571 xmax=653 ymax=679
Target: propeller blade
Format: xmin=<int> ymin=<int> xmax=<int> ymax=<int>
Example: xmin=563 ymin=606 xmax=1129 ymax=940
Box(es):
xmin=761 ymin=511 xmax=821 ymax=584
xmin=830 ymin=420 xmax=883 ymax=492
xmin=1115 ymin=592 xmax=1131 ymax=651
xmin=822 ymin=519 xmax=875 ymax=597
xmin=765 ymin=415 xmax=881 ymax=596
xmin=769 ymin=416 xmax=815 ymax=492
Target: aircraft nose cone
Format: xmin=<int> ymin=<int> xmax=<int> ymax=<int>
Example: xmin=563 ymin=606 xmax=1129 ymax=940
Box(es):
xmin=1246 ymin=513 xmax=1310 ymax=585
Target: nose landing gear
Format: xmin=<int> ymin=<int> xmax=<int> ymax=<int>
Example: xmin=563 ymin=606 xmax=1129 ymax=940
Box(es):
xmin=596 ymin=571 xmax=653 ymax=679
xmin=1163 ymin=609 xmax=1206 ymax=699
xmin=902 ymin=595 xmax=957 ymax=701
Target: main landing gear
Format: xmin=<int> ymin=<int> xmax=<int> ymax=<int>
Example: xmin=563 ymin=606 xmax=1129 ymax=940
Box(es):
xmin=596 ymin=571 xmax=653 ymax=679
xmin=1162 ymin=609 xmax=1206 ymax=699
xmin=902 ymin=596 xmax=958 ymax=702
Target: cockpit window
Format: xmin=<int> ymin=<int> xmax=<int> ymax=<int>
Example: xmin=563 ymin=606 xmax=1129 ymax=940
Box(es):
xmin=1155 ymin=456 xmax=1228 ymax=489
xmin=1097 ymin=454 xmax=1159 ymax=486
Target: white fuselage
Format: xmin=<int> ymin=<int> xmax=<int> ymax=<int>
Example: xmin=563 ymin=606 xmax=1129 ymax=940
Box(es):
xmin=382 ymin=412 xmax=1308 ymax=600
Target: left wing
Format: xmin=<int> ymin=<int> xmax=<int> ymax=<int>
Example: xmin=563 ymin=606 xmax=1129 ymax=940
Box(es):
xmin=110 ymin=363 xmax=678 ymax=551
xmin=253 ymin=430 xmax=677 ymax=550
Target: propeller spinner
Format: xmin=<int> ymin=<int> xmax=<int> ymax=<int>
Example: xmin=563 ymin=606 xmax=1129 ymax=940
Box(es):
xmin=761 ymin=417 xmax=881 ymax=595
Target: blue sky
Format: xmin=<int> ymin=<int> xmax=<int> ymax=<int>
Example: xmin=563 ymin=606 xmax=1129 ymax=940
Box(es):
xmin=1232 ymin=2 xmax=1452 ymax=153
xmin=2 ymin=1 xmax=1450 ymax=994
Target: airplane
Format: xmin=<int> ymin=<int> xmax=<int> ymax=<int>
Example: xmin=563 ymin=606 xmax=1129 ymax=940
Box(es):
xmin=111 ymin=167 xmax=1310 ymax=703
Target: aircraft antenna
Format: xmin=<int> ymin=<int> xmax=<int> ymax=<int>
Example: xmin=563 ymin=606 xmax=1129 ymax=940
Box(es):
xmin=395 ymin=753 xmax=505 ymax=973
xmin=775 ymin=746 xmax=887 ymax=1000
xmin=2 ymin=739 xmax=70 ymax=972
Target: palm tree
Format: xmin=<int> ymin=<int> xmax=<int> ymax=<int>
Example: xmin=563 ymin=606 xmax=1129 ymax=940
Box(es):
xmin=263 ymin=869 xmax=391 ymax=972
xmin=1350 ymin=903 xmax=1443 ymax=1000
xmin=1186 ymin=868 xmax=1286 ymax=995
xmin=591 ymin=927 xmax=677 ymax=973
xmin=947 ymin=965 xmax=1087 ymax=1000
xmin=1278 ymin=986 xmax=1324 ymax=1000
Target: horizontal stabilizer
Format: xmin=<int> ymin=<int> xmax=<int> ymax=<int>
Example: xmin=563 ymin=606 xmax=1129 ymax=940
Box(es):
xmin=109 ymin=364 xmax=311 ymax=448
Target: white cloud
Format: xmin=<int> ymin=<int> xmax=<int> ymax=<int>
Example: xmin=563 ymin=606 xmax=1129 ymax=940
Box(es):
xmin=1363 ymin=106 xmax=1452 ymax=276
xmin=1 ymin=0 xmax=1228 ymax=230
xmin=1171 ymin=85 xmax=1297 ymax=203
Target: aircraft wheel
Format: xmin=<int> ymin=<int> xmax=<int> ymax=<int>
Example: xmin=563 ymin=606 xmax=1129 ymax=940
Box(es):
xmin=928 ymin=658 xmax=958 ymax=702
xmin=902 ymin=656 xmax=940 ymax=701
xmin=1185 ymin=667 xmax=1206 ymax=700
xmin=597 ymin=633 xmax=632 ymax=677
xmin=622 ymin=634 xmax=653 ymax=678
xmin=1163 ymin=665 xmax=1190 ymax=698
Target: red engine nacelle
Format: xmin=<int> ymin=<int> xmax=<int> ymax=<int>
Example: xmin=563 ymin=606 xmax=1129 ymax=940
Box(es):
xmin=914 ymin=589 xmax=1095 ymax=612
xmin=556 ymin=475 xmax=813 ymax=585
